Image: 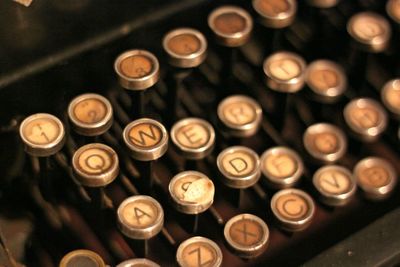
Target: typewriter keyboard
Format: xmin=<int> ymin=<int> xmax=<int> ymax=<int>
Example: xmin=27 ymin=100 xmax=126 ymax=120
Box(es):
xmin=0 ymin=0 xmax=400 ymax=266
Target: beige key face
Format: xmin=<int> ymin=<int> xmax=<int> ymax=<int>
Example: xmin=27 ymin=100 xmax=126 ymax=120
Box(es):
xmin=268 ymin=58 xmax=301 ymax=80
xmin=76 ymin=147 xmax=115 ymax=175
xmin=316 ymin=169 xmax=352 ymax=194
xmin=167 ymin=33 xmax=201 ymax=56
xmin=229 ymin=218 xmax=264 ymax=247
xmin=312 ymin=132 xmax=339 ymax=154
xmin=349 ymin=107 xmax=379 ymax=129
xmin=220 ymin=151 xmax=256 ymax=177
xmin=181 ymin=242 xmax=219 ymax=267
xmin=127 ymin=123 xmax=162 ymax=148
xmin=173 ymin=175 xmax=214 ymax=205
xmin=352 ymin=17 xmax=385 ymax=42
xmin=256 ymin=0 xmax=290 ymax=17
xmin=275 ymin=193 xmax=310 ymax=220
xmin=175 ymin=123 xmax=210 ymax=149
xmin=264 ymin=153 xmax=297 ymax=179
xmin=60 ymin=250 xmax=105 ymax=267
xmin=22 ymin=117 xmax=61 ymax=145
xmin=357 ymin=166 xmax=391 ymax=188
xmin=383 ymin=82 xmax=400 ymax=114
xmin=389 ymin=0 xmax=400 ymax=21
xmin=222 ymin=102 xmax=256 ymax=126
xmin=120 ymin=55 xmax=153 ymax=78
xmin=73 ymin=98 xmax=108 ymax=124
xmin=120 ymin=200 xmax=159 ymax=229
xmin=308 ymin=69 xmax=338 ymax=93
xmin=213 ymin=12 xmax=247 ymax=34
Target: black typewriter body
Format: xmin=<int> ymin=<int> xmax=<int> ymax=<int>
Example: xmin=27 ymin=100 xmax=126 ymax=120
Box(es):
xmin=0 ymin=0 xmax=400 ymax=266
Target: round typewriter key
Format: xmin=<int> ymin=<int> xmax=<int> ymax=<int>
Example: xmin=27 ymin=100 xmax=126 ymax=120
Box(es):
xmin=68 ymin=93 xmax=113 ymax=136
xmin=347 ymin=12 xmax=391 ymax=53
xmin=123 ymin=118 xmax=168 ymax=161
xmin=176 ymin=236 xmax=223 ymax=267
xmin=353 ymin=157 xmax=397 ymax=200
xmin=59 ymin=249 xmax=106 ymax=267
xmin=252 ymin=0 xmax=297 ymax=29
xmin=169 ymin=171 xmax=215 ymax=215
xmin=343 ymin=98 xmax=388 ymax=141
xmin=20 ymin=113 xmax=66 ymax=157
xmin=163 ymin=28 xmax=207 ymax=68
xmin=114 ymin=50 xmax=160 ymax=118
xmin=217 ymin=146 xmax=261 ymax=189
xmin=115 ymin=50 xmax=160 ymax=91
xmin=208 ymin=6 xmax=253 ymax=47
xmin=306 ymin=0 xmax=339 ymax=8
xmin=169 ymin=171 xmax=215 ymax=233
xmin=117 ymin=258 xmax=160 ymax=267
xmin=171 ymin=118 xmax=215 ymax=160
xmin=224 ymin=213 xmax=269 ymax=259
xmin=123 ymin=118 xmax=168 ymax=192
xmin=303 ymin=123 xmax=347 ymax=163
xmin=217 ymin=95 xmax=263 ymax=137
xmin=260 ymin=146 xmax=304 ymax=189
xmin=381 ymin=79 xmax=400 ymax=118
xmin=305 ymin=60 xmax=347 ymax=103
xmin=263 ymin=51 xmax=306 ymax=93
xmin=387 ymin=0 xmax=400 ymax=24
xmin=72 ymin=143 xmax=119 ymax=187
xmin=313 ymin=165 xmax=356 ymax=206
xmin=118 ymin=195 xmax=164 ymax=239
xmin=118 ymin=195 xmax=163 ymax=257
xmin=271 ymin=188 xmax=315 ymax=231
xmin=263 ymin=51 xmax=306 ymax=131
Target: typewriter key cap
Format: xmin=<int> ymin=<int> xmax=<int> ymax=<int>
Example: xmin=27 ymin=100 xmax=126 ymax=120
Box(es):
xmin=19 ymin=113 xmax=66 ymax=157
xmin=353 ymin=157 xmax=397 ymax=200
xmin=224 ymin=213 xmax=269 ymax=259
xmin=381 ymin=79 xmax=400 ymax=118
xmin=305 ymin=60 xmax=347 ymax=103
xmin=163 ymin=28 xmax=207 ymax=68
xmin=176 ymin=236 xmax=223 ymax=267
xmin=252 ymin=0 xmax=297 ymax=29
xmin=163 ymin=28 xmax=207 ymax=120
xmin=123 ymin=118 xmax=168 ymax=192
xmin=313 ymin=165 xmax=356 ymax=206
xmin=343 ymin=98 xmax=388 ymax=141
xmin=68 ymin=93 xmax=113 ymax=137
xmin=217 ymin=146 xmax=260 ymax=208
xmin=263 ymin=51 xmax=306 ymax=131
xmin=271 ymin=188 xmax=315 ymax=231
xmin=115 ymin=50 xmax=160 ymax=118
xmin=117 ymin=258 xmax=160 ymax=267
xmin=123 ymin=118 xmax=168 ymax=161
xmin=59 ymin=249 xmax=106 ymax=267
xmin=115 ymin=50 xmax=160 ymax=90
xmin=303 ymin=123 xmax=347 ymax=163
xmin=118 ymin=195 xmax=164 ymax=239
xmin=72 ymin=143 xmax=119 ymax=187
xmin=260 ymin=146 xmax=304 ymax=189
xmin=208 ymin=6 xmax=253 ymax=47
xmin=171 ymin=118 xmax=215 ymax=160
xmin=347 ymin=12 xmax=392 ymax=53
xmin=217 ymin=146 xmax=261 ymax=189
xmin=387 ymin=0 xmax=400 ymax=24
xmin=263 ymin=51 xmax=306 ymax=93
xmin=169 ymin=171 xmax=215 ymax=215
xmin=217 ymin=95 xmax=262 ymax=137
xmin=169 ymin=171 xmax=215 ymax=232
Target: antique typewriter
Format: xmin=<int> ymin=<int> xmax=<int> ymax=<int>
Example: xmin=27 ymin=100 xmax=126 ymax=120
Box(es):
xmin=0 ymin=0 xmax=400 ymax=266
